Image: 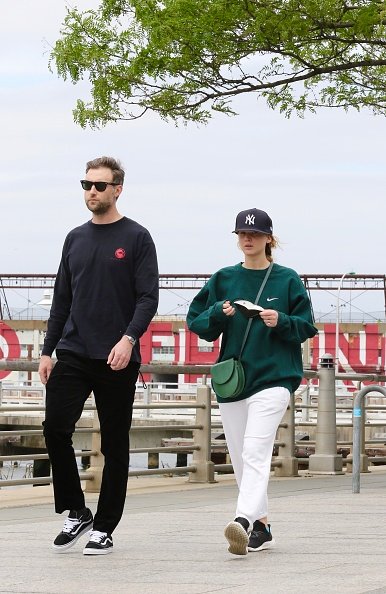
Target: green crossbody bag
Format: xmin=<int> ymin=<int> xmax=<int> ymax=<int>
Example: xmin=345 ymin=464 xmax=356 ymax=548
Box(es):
xmin=211 ymin=358 xmax=245 ymax=399
xmin=210 ymin=263 xmax=273 ymax=399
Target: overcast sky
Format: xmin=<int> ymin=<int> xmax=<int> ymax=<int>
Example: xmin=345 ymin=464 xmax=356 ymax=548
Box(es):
xmin=1 ymin=1 xmax=385 ymax=318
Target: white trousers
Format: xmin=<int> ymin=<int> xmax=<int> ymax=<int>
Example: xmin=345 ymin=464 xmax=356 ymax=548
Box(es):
xmin=219 ymin=386 xmax=290 ymax=528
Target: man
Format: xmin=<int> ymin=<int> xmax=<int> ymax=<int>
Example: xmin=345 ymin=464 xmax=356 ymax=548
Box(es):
xmin=39 ymin=156 xmax=159 ymax=556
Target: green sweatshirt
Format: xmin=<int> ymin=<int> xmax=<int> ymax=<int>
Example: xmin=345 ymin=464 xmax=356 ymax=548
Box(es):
xmin=187 ymin=262 xmax=318 ymax=403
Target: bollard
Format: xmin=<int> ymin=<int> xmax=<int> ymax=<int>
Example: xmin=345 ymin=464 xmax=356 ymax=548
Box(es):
xmin=188 ymin=382 xmax=216 ymax=483
xmin=352 ymin=385 xmax=386 ymax=493
xmin=345 ymin=393 xmax=369 ymax=474
xmin=308 ymin=353 xmax=343 ymax=474
xmin=274 ymin=392 xmax=298 ymax=477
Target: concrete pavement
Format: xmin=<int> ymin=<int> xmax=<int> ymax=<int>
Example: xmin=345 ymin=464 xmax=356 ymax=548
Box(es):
xmin=1 ymin=469 xmax=386 ymax=594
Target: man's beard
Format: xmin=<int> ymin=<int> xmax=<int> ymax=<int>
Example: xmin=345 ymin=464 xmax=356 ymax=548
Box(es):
xmin=86 ymin=200 xmax=110 ymax=214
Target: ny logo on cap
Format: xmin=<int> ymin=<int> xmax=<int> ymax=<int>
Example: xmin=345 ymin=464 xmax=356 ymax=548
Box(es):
xmin=245 ymin=214 xmax=255 ymax=226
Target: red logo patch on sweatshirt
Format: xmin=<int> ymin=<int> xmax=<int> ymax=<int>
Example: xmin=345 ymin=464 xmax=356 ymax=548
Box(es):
xmin=115 ymin=248 xmax=126 ymax=259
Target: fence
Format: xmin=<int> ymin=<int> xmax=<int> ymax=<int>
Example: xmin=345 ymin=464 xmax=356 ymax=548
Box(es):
xmin=1 ymin=358 xmax=386 ymax=490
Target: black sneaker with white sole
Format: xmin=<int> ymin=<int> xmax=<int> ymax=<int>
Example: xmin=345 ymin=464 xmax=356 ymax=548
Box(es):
xmin=83 ymin=530 xmax=113 ymax=555
xmin=52 ymin=508 xmax=93 ymax=552
xmin=248 ymin=520 xmax=275 ymax=552
xmin=224 ymin=516 xmax=249 ymax=555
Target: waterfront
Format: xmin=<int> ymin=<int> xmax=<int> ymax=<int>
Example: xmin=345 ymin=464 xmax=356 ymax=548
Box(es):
xmin=0 ymin=453 xmax=193 ymax=488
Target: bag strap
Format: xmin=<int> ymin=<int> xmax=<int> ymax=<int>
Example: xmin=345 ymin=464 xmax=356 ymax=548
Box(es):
xmin=238 ymin=261 xmax=273 ymax=360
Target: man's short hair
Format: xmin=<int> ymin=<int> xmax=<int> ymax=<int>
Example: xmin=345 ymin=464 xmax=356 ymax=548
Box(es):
xmin=86 ymin=156 xmax=125 ymax=185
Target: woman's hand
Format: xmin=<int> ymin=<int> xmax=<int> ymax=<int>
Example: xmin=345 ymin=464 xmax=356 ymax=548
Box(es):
xmin=259 ymin=308 xmax=279 ymax=328
xmin=223 ymin=300 xmax=236 ymax=317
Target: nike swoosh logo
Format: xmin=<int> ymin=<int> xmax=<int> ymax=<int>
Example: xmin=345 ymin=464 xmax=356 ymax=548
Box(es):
xmin=266 ymin=297 xmax=279 ymax=302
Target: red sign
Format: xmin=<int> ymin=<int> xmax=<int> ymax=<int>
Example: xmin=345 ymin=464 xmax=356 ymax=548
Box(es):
xmin=0 ymin=321 xmax=21 ymax=380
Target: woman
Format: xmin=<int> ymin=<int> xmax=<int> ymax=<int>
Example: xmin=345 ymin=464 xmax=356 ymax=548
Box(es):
xmin=187 ymin=208 xmax=317 ymax=556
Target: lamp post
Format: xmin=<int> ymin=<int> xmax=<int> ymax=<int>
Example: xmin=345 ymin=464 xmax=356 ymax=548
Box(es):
xmin=37 ymin=289 xmax=53 ymax=310
xmin=335 ymin=272 xmax=355 ymax=374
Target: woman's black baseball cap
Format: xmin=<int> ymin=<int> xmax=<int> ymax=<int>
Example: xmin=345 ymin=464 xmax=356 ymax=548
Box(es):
xmin=233 ymin=208 xmax=273 ymax=235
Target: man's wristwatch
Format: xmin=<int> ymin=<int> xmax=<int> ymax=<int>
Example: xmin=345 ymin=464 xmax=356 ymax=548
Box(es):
xmin=124 ymin=335 xmax=137 ymax=346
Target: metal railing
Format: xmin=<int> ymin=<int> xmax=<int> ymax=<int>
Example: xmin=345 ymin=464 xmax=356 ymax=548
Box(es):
xmin=0 ymin=361 xmax=292 ymax=488
xmin=1 ymin=358 xmax=386 ymax=490
xmin=352 ymin=385 xmax=386 ymax=493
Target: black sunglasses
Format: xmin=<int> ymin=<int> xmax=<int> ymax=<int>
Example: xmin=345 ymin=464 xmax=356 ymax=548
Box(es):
xmin=80 ymin=180 xmax=120 ymax=192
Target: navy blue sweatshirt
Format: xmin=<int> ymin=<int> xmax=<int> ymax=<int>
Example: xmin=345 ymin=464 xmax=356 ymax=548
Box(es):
xmin=42 ymin=216 xmax=159 ymax=362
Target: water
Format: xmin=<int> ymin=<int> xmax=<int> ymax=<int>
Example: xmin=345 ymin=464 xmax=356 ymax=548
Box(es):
xmin=0 ymin=460 xmax=34 ymax=482
xmin=130 ymin=452 xmax=192 ymax=471
xmin=0 ymin=452 xmax=193 ymax=486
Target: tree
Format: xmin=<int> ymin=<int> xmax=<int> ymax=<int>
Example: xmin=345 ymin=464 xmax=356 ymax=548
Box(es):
xmin=50 ymin=0 xmax=386 ymax=127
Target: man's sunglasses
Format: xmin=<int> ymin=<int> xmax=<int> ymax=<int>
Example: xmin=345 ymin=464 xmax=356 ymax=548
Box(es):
xmin=80 ymin=180 xmax=120 ymax=192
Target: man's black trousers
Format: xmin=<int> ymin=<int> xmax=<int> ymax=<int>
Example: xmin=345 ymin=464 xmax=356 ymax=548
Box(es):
xmin=43 ymin=350 xmax=140 ymax=534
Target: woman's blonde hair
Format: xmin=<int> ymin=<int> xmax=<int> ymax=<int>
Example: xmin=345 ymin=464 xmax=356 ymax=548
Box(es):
xmin=266 ymin=235 xmax=279 ymax=262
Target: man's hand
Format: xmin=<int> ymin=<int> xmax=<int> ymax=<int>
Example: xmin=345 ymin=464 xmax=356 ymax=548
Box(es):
xmin=107 ymin=336 xmax=133 ymax=371
xmin=39 ymin=355 xmax=53 ymax=385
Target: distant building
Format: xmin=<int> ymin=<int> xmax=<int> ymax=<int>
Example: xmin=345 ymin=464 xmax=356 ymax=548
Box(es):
xmin=1 ymin=318 xmax=385 ymax=388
